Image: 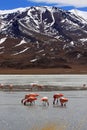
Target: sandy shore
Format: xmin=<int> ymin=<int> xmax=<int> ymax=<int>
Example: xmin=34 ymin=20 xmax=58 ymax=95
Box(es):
xmin=0 ymin=66 xmax=87 ymax=74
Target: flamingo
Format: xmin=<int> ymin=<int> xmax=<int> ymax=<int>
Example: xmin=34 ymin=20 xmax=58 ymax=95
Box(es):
xmin=60 ymin=97 xmax=68 ymax=106
xmin=53 ymin=93 xmax=64 ymax=105
xmin=0 ymin=84 xmax=4 ymax=89
xmin=23 ymin=96 xmax=37 ymax=105
xmin=41 ymin=97 xmax=49 ymax=106
xmin=9 ymin=84 xmax=13 ymax=90
xmin=21 ymin=93 xmax=39 ymax=103
xmin=31 ymin=83 xmax=43 ymax=90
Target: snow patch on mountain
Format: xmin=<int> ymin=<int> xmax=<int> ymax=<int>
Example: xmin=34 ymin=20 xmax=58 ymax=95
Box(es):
xmin=30 ymin=58 xmax=37 ymax=63
xmin=0 ymin=46 xmax=4 ymax=49
xmin=0 ymin=37 xmax=7 ymax=44
xmin=0 ymin=7 xmax=28 ymax=15
xmin=70 ymin=41 xmax=74 ymax=46
xmin=0 ymin=51 xmax=4 ymax=54
xmin=15 ymin=39 xmax=27 ymax=47
xmin=70 ymin=9 xmax=87 ymax=23
xmin=80 ymin=38 xmax=87 ymax=42
xmin=13 ymin=47 xmax=29 ymax=55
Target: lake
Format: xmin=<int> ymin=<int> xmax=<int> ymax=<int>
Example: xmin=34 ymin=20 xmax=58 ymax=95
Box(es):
xmin=0 ymin=75 xmax=87 ymax=87
xmin=0 ymin=90 xmax=87 ymax=130
xmin=0 ymin=75 xmax=87 ymax=130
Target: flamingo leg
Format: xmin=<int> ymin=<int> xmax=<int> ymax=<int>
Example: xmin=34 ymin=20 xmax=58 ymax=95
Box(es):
xmin=42 ymin=101 xmax=47 ymax=106
xmin=24 ymin=101 xmax=26 ymax=105
xmin=44 ymin=101 xmax=46 ymax=106
xmin=47 ymin=101 xmax=49 ymax=106
xmin=53 ymin=99 xmax=56 ymax=105
xmin=21 ymin=99 xmax=25 ymax=103
xmin=33 ymin=100 xmax=35 ymax=104
xmin=61 ymin=103 xmax=63 ymax=106
xmin=64 ymin=103 xmax=66 ymax=106
xmin=30 ymin=102 xmax=32 ymax=105
xmin=56 ymin=99 xmax=58 ymax=104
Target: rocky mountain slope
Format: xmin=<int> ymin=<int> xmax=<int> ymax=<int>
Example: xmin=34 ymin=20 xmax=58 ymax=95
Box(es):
xmin=0 ymin=6 xmax=87 ymax=69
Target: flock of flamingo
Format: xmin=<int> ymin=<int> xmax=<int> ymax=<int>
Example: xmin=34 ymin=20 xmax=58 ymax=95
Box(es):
xmin=21 ymin=83 xmax=68 ymax=106
xmin=21 ymin=92 xmax=68 ymax=106
xmin=0 ymin=83 xmax=68 ymax=106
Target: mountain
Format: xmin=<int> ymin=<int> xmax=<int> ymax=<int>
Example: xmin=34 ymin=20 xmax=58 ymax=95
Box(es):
xmin=0 ymin=6 xmax=87 ymax=69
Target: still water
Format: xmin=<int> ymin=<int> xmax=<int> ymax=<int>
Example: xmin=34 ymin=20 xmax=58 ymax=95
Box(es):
xmin=0 ymin=91 xmax=87 ymax=130
xmin=0 ymin=75 xmax=87 ymax=87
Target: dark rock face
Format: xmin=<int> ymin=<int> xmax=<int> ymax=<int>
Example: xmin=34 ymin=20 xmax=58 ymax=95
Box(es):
xmin=0 ymin=6 xmax=87 ymax=69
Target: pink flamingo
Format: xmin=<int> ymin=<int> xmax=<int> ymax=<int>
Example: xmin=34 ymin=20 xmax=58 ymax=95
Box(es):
xmin=60 ymin=97 xmax=68 ymax=106
xmin=41 ymin=97 xmax=49 ymax=106
xmin=21 ymin=93 xmax=39 ymax=103
xmin=23 ymin=96 xmax=37 ymax=105
xmin=53 ymin=93 xmax=64 ymax=105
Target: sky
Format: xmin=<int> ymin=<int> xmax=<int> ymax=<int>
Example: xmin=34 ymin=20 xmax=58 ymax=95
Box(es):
xmin=0 ymin=0 xmax=87 ymax=11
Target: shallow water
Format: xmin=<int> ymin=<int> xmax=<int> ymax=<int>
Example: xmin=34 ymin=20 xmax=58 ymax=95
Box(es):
xmin=0 ymin=91 xmax=87 ymax=130
xmin=0 ymin=75 xmax=87 ymax=87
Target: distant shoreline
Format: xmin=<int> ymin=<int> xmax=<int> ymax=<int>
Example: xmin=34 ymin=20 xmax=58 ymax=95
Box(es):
xmin=1 ymin=85 xmax=87 ymax=91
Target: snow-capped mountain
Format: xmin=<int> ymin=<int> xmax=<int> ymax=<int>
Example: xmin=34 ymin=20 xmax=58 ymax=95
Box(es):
xmin=1 ymin=6 xmax=87 ymax=41
xmin=0 ymin=6 xmax=87 ymax=69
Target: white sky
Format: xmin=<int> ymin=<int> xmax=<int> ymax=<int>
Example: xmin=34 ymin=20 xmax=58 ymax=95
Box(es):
xmin=28 ymin=0 xmax=87 ymax=7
